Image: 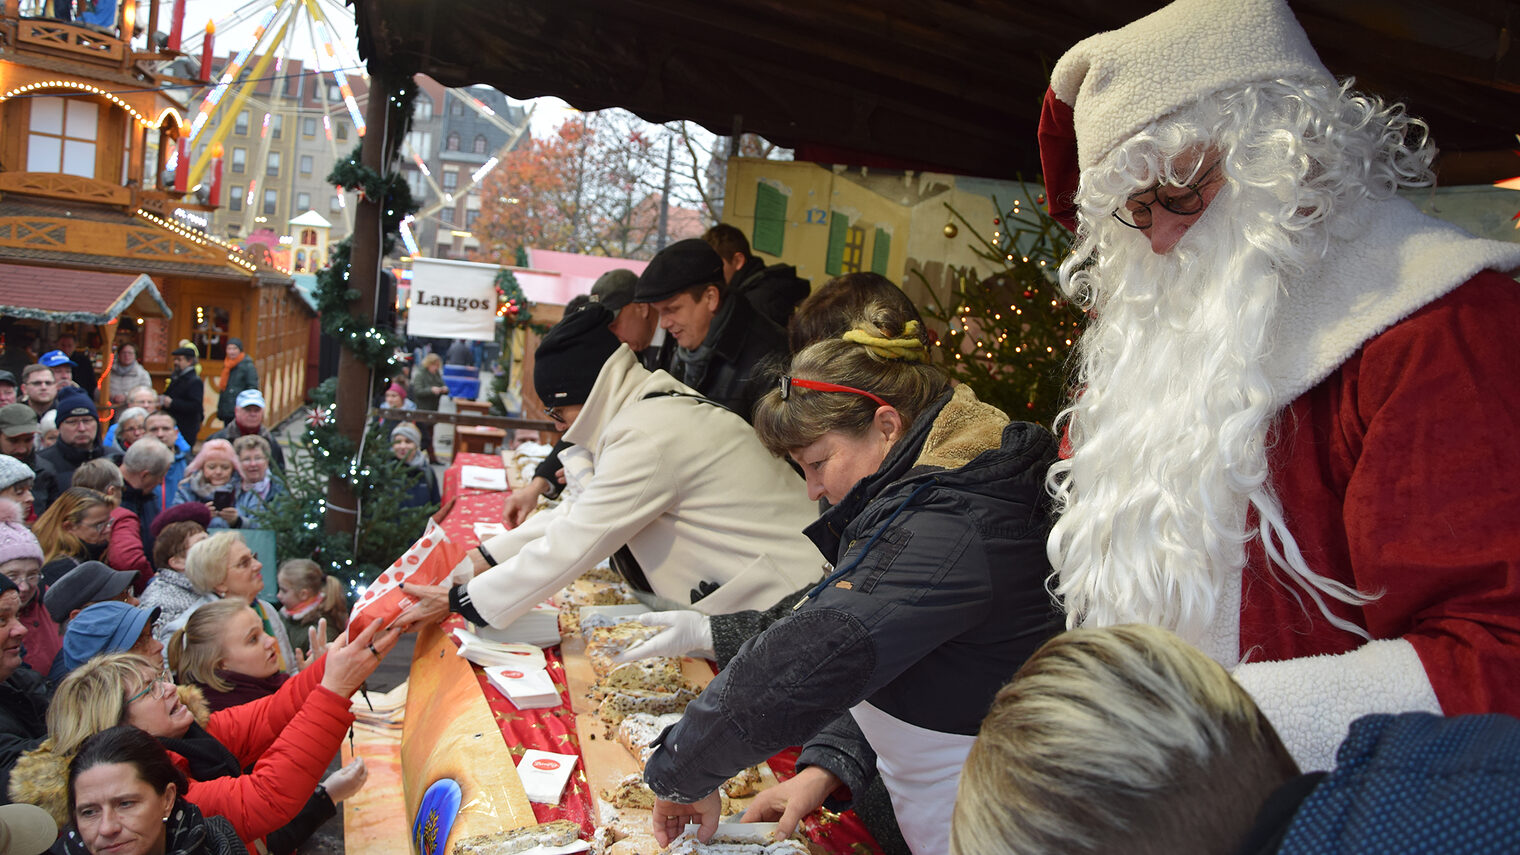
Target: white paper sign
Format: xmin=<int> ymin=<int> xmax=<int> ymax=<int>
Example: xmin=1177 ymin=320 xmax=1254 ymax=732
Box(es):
xmin=407 ymin=257 xmax=499 ymax=341
xmin=461 ymin=465 xmax=507 ymax=491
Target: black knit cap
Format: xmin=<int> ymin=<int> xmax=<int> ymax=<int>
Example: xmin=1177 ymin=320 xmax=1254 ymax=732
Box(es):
xmin=633 ymin=238 xmax=724 ymax=303
xmin=534 ymin=303 xmax=621 ymax=408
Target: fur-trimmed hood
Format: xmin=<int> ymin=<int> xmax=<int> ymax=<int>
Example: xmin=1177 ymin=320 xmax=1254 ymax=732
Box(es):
xmin=8 ymin=684 xmax=211 ymax=826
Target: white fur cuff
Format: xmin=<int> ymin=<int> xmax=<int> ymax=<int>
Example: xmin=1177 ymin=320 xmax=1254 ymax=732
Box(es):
xmin=1232 ymin=638 xmax=1441 ymax=772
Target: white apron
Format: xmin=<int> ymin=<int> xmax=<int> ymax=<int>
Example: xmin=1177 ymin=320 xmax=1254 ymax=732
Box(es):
xmin=850 ymin=701 xmax=976 ymax=855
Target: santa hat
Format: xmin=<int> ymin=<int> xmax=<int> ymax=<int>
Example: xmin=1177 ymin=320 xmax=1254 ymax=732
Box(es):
xmin=1039 ymin=0 xmax=1332 ymax=231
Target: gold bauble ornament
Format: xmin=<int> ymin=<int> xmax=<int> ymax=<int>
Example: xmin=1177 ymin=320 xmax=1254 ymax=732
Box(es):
xmin=943 ymin=223 xmax=958 ymax=238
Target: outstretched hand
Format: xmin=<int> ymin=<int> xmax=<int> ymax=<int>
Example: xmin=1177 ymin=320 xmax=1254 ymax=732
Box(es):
xmin=319 ymin=618 xmax=402 ymax=698
xmin=292 ymin=619 xmax=330 ymax=671
xmin=652 ymin=791 xmax=722 ymax=846
xmin=393 ymin=582 xmax=451 ymax=631
xmin=740 ymin=766 xmax=840 ymax=840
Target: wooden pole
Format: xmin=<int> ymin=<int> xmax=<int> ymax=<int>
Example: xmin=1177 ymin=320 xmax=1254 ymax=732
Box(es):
xmin=327 ymin=80 xmax=390 ymax=536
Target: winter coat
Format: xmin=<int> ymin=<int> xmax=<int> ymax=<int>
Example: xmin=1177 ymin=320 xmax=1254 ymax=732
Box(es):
xmin=730 ymin=256 xmax=810 ymax=328
xmin=32 ymin=440 xmax=120 ymax=514
xmin=473 ymin=346 xmax=823 ymax=629
xmin=173 ymin=472 xmax=240 ymax=529
xmin=645 ymin=386 xmax=1062 ymax=853
xmin=398 ymin=456 xmax=439 ymax=510
xmin=108 ymin=360 xmax=153 ymax=400
xmin=103 ymin=505 xmax=153 ymax=591
xmin=409 ymin=365 xmax=446 ymax=412
xmin=1232 ymin=713 xmax=1520 ymax=855
xmin=139 ymin=568 xmax=204 ymax=649
xmin=232 ymin=477 xmax=283 ymax=529
xmin=665 ymin=290 xmax=788 ymax=423
xmin=215 ymin=356 xmax=258 ymax=424
xmin=0 ymin=666 xmax=49 ymax=797
xmin=10 ymin=660 xmax=350 ymax=850
xmin=164 ymin=366 xmax=205 ymax=444
xmin=16 ymin=594 xmax=62 ymax=683
xmin=61 ymin=797 xmax=244 ymax=855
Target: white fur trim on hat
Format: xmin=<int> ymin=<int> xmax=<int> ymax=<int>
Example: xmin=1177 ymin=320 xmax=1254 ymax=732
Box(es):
xmin=1050 ymin=0 xmax=1332 ymax=170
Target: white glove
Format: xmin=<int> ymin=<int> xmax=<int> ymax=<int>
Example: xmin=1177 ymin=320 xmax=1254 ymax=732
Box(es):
xmin=613 ymin=611 xmax=716 ymax=662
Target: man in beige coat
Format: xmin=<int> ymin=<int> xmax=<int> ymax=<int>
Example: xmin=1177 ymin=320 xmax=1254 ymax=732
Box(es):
xmin=398 ymin=304 xmax=822 ymax=631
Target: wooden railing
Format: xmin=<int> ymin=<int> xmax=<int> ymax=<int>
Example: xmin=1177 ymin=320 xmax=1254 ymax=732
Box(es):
xmin=14 ymin=17 xmax=124 ymax=62
xmin=371 ymin=406 xmax=554 ymax=433
xmin=0 ymin=171 xmax=130 ymax=206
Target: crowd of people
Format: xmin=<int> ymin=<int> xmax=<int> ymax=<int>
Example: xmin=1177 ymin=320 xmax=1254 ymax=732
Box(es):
xmin=0 ymin=323 xmax=413 ymax=853
xmin=3 ymin=1 xmax=1520 ymax=853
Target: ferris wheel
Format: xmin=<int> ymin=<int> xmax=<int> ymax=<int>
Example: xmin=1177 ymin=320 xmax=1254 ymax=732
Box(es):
xmin=163 ymin=0 xmax=367 ymax=205
xmin=162 ymin=0 xmax=533 ymax=255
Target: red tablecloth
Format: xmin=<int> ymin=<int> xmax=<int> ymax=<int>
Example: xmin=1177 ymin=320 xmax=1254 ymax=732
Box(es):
xmin=438 ymin=454 xmax=883 ymax=853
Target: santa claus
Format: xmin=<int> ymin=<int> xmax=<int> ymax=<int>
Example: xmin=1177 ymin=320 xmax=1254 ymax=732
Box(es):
xmin=1041 ymin=0 xmax=1520 ymax=769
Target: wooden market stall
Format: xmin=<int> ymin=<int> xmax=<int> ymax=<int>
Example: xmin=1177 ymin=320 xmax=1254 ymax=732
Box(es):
xmin=0 ymin=1 xmax=316 ymax=436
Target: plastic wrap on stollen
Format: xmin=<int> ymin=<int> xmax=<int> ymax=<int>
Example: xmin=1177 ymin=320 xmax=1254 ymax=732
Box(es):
xmin=350 ymin=520 xmax=469 ymax=635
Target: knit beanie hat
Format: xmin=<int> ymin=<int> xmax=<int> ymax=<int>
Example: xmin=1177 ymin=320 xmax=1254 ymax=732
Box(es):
xmin=1039 ymin=0 xmax=1333 ymax=230
xmin=387 ymin=383 xmax=408 ymax=400
xmin=0 ymin=455 xmax=33 ymax=493
xmin=633 ymin=239 xmax=725 ymax=304
xmin=0 ymin=499 xmax=43 ymax=569
xmin=53 ymin=389 xmax=98 ymax=422
xmin=391 ymin=422 xmax=422 ymax=446
xmin=534 ymin=304 xmax=621 ymax=408
xmin=186 ymin=438 xmax=236 ymax=475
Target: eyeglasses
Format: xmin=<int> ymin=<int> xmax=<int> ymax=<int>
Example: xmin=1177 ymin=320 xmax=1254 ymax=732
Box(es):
xmin=126 ymin=668 xmax=174 ymax=704
xmin=1113 ymin=161 xmax=1221 ymax=230
xmin=542 ymin=405 xmax=565 ymax=425
xmin=85 ymin=517 xmax=114 ymax=534
xmin=778 ymin=376 xmax=889 ymax=409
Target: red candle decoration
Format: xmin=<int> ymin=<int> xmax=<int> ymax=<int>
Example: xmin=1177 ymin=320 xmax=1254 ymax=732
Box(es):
xmin=167 ymin=0 xmax=185 ymax=52
xmin=173 ymin=136 xmax=189 ymax=193
xmin=208 ymin=144 xmax=223 ymax=207
xmin=199 ymin=21 xmax=215 ymax=83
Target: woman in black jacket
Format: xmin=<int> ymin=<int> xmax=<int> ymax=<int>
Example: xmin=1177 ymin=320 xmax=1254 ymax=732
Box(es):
xmin=643 ymin=308 xmax=1063 ymax=855
xmin=63 ymin=724 xmax=243 ymax=855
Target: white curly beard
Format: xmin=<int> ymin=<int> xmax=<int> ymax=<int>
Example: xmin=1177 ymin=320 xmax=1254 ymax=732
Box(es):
xmin=1047 ymin=179 xmax=1295 ymax=647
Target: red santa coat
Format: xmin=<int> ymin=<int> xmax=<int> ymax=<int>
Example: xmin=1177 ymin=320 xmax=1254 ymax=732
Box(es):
xmin=1233 ymin=270 xmax=1520 ymax=765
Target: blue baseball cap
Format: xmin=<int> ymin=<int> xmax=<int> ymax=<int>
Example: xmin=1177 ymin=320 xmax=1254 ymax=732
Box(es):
xmin=61 ymin=601 xmax=161 ymax=671
xmin=39 ymin=350 xmax=72 ymax=368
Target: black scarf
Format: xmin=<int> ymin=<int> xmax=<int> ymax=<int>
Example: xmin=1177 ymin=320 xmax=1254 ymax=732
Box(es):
xmin=158 ymin=722 xmax=241 ymax=781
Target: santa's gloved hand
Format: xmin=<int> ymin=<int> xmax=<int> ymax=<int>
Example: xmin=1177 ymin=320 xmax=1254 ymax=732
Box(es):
xmin=613 ymin=611 xmax=715 ymax=662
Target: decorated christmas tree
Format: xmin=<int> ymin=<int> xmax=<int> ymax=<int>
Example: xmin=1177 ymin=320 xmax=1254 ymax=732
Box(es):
xmin=918 ymin=191 xmax=1085 ymax=429
xmin=256 ymin=379 xmax=436 ymax=589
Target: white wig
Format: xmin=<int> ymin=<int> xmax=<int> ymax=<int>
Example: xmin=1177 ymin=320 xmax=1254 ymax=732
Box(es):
xmin=1047 ymin=78 xmax=1434 ymax=642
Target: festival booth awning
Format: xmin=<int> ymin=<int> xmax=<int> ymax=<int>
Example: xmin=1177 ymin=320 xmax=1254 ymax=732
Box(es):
xmin=354 ymin=0 xmax=1520 ymax=184
xmin=0 ymin=263 xmax=172 ymax=324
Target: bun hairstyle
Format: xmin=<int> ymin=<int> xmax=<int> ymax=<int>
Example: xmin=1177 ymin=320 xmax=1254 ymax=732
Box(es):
xmin=753 ymin=303 xmax=949 ymax=457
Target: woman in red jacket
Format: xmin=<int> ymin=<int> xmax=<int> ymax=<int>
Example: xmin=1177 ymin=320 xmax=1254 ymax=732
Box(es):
xmin=9 ymin=618 xmax=398 ymax=850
